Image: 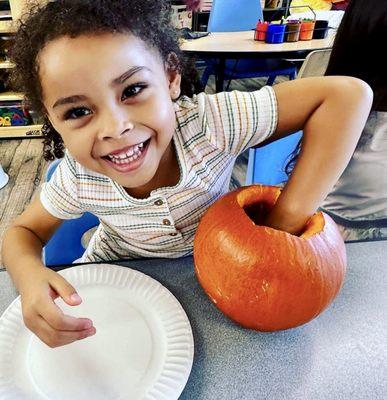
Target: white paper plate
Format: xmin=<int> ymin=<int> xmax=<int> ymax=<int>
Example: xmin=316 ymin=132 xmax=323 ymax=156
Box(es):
xmin=0 ymin=264 xmax=194 ymax=400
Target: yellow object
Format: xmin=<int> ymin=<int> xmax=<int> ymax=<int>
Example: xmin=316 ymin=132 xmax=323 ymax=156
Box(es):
xmin=290 ymin=0 xmax=332 ymax=11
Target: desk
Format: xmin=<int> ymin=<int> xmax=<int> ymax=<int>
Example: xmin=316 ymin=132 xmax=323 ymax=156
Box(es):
xmin=1 ymin=240 xmax=386 ymax=399
xmin=181 ymin=30 xmax=335 ymax=92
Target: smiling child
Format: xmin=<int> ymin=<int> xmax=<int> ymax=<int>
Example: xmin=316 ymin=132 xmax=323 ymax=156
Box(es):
xmin=2 ymin=0 xmax=372 ymax=347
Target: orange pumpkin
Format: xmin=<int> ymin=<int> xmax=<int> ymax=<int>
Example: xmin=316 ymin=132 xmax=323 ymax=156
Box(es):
xmin=194 ymin=185 xmax=346 ymax=331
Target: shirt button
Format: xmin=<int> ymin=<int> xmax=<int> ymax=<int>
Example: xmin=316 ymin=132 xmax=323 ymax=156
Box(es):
xmin=170 ymin=232 xmax=178 ymax=236
xmin=162 ymin=219 xmax=171 ymax=226
xmin=154 ymin=199 xmax=163 ymax=206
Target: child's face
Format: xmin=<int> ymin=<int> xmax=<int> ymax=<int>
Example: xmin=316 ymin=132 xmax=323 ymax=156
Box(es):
xmin=39 ymin=33 xmax=181 ymax=191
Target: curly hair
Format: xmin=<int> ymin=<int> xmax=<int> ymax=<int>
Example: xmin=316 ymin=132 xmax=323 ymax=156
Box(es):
xmin=10 ymin=0 xmax=203 ymax=160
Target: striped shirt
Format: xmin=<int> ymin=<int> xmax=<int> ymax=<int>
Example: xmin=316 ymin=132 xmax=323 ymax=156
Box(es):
xmin=40 ymin=87 xmax=278 ymax=262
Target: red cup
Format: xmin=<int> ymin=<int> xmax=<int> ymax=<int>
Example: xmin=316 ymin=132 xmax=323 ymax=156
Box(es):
xmin=255 ymin=22 xmax=268 ymax=41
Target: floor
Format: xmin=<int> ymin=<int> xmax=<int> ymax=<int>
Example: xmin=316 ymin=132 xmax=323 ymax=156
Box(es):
xmin=0 ymin=74 xmax=289 ymax=269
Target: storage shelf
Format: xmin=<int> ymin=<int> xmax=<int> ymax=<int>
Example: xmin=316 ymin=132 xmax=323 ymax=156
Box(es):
xmin=0 ymin=60 xmax=15 ymax=69
xmin=0 ymin=20 xmax=15 ymax=34
xmin=0 ymin=91 xmax=24 ymax=101
xmin=0 ymin=2 xmax=41 ymax=139
xmin=0 ymin=124 xmax=42 ymax=138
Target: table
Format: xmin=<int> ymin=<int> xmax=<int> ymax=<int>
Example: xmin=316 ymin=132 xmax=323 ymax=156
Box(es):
xmin=181 ymin=30 xmax=335 ymax=92
xmin=1 ymin=240 xmax=386 ymax=399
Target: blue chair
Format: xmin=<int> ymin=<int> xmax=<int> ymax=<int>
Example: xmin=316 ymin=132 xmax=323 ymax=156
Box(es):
xmin=43 ymin=159 xmax=99 ymax=266
xmin=245 ymin=131 xmax=302 ymax=185
xmin=201 ymin=0 xmax=297 ymax=90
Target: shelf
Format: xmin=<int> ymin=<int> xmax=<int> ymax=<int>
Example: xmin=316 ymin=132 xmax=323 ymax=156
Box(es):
xmin=0 ymin=20 xmax=15 ymax=33
xmin=0 ymin=60 xmax=14 ymax=69
xmin=0 ymin=124 xmax=42 ymax=138
xmin=0 ymin=91 xmax=23 ymax=101
xmin=0 ymin=2 xmax=41 ymax=139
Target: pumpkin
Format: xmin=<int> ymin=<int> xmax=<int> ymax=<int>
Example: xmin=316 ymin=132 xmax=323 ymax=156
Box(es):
xmin=193 ymin=185 xmax=346 ymax=331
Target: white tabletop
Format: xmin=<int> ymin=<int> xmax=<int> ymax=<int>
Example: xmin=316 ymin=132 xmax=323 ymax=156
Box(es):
xmin=181 ymin=30 xmax=335 ymax=55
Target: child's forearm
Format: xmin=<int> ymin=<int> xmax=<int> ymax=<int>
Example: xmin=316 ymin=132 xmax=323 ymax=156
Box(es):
xmin=2 ymin=226 xmax=46 ymax=292
xmin=267 ymin=77 xmax=373 ymax=235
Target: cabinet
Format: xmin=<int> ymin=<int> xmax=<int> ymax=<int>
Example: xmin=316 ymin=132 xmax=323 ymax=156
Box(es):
xmin=0 ymin=0 xmax=42 ymax=138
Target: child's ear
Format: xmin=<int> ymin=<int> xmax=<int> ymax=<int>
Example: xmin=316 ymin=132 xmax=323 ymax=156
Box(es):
xmin=166 ymin=53 xmax=182 ymax=100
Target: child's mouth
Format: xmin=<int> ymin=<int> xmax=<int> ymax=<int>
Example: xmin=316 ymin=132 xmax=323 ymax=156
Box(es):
xmin=102 ymin=138 xmax=150 ymax=173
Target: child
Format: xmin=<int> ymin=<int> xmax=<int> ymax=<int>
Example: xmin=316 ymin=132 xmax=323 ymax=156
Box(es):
xmin=2 ymin=0 xmax=372 ymax=348
xmin=321 ymin=0 xmax=387 ymax=241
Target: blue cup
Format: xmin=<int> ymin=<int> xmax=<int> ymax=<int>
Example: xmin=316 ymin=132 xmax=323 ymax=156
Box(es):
xmin=266 ymin=24 xmax=286 ymax=44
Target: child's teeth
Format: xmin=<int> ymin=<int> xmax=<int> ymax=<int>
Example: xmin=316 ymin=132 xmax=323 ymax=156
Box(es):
xmin=107 ymin=141 xmax=145 ymax=164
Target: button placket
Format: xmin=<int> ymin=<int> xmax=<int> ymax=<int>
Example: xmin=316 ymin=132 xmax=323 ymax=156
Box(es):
xmin=154 ymin=197 xmax=177 ymax=235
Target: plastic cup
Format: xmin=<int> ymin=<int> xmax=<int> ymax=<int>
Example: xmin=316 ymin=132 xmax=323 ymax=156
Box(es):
xmin=254 ymin=22 xmax=268 ymax=41
xmin=266 ymin=24 xmax=286 ymax=44
xmin=285 ymin=22 xmax=301 ymax=42
xmin=299 ymin=20 xmax=316 ymax=41
xmin=313 ymin=20 xmax=329 ymax=39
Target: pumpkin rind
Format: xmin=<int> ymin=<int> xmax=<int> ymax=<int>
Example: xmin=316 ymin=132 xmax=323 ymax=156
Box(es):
xmin=194 ymin=185 xmax=346 ymax=331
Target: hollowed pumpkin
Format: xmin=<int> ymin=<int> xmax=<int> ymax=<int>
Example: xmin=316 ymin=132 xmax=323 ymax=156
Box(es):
xmin=194 ymin=185 xmax=346 ymax=331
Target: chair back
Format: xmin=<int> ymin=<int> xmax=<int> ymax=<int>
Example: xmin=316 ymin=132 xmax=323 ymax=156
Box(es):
xmin=297 ymin=49 xmax=332 ymax=78
xmin=207 ymin=0 xmax=263 ymax=32
xmin=43 ymin=159 xmax=99 ymax=266
xmin=245 ymin=132 xmax=302 ymax=186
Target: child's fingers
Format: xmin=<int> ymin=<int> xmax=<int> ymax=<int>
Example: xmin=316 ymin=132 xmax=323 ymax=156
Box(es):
xmin=36 ymin=315 xmax=96 ymax=348
xmin=39 ymin=297 xmax=93 ymax=332
xmin=48 ymin=273 xmax=83 ymax=306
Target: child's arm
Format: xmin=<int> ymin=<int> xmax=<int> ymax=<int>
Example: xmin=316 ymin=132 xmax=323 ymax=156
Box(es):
xmin=2 ymin=195 xmax=95 ymax=347
xmin=264 ymin=76 xmax=373 ymax=235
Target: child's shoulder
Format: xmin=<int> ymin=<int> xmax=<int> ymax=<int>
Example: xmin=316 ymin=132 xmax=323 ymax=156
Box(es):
xmin=175 ymin=87 xmax=275 ymax=110
xmin=174 ymin=90 xmax=240 ymax=120
xmin=174 ymin=87 xmax=276 ymax=126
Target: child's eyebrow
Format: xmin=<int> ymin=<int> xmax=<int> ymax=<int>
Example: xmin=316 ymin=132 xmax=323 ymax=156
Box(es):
xmin=52 ymin=66 xmax=151 ymax=109
xmin=53 ymin=95 xmax=87 ymax=110
xmin=113 ymin=66 xmax=151 ymax=85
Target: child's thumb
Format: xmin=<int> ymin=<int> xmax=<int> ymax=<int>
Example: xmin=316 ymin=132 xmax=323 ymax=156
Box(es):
xmin=50 ymin=274 xmax=82 ymax=306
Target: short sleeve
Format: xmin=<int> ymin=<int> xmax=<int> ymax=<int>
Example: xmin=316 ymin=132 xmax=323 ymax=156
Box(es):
xmin=40 ymin=154 xmax=84 ymax=219
xmin=198 ymin=86 xmax=278 ymax=156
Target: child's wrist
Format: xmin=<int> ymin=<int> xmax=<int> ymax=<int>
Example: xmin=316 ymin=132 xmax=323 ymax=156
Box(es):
xmin=10 ymin=258 xmax=46 ymax=293
xmin=264 ymin=204 xmax=309 ymax=236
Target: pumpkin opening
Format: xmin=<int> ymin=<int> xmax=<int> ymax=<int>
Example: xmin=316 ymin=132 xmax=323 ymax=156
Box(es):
xmin=236 ymin=185 xmax=325 ymax=238
xmin=242 ymin=202 xmax=321 ymax=237
xmin=243 ymin=202 xmax=273 ymax=226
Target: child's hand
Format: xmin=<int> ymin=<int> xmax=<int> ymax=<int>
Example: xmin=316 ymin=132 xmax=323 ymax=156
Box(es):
xmin=19 ymin=268 xmax=95 ymax=348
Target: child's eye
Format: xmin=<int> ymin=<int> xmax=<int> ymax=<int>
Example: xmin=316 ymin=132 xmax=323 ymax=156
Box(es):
xmin=121 ymin=84 xmax=147 ymax=101
xmin=64 ymin=107 xmax=92 ymax=120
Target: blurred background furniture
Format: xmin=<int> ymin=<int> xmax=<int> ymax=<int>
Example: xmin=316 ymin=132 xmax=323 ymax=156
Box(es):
xmin=201 ymin=0 xmax=297 ymax=91
xmin=181 ymin=31 xmax=334 ymax=92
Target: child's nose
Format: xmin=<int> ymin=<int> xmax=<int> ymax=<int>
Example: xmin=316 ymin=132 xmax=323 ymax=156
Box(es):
xmin=97 ymin=107 xmax=134 ymax=140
